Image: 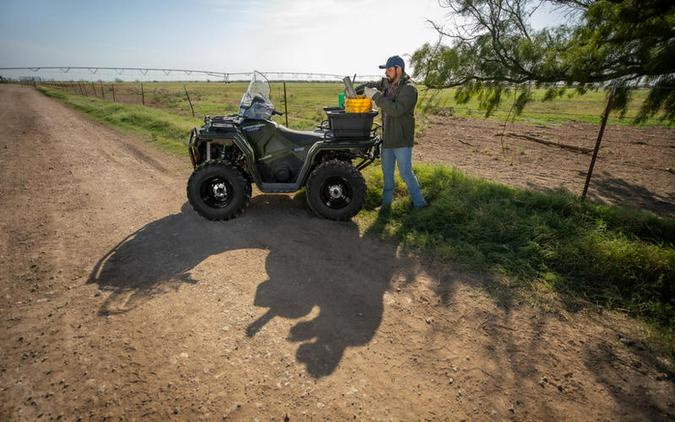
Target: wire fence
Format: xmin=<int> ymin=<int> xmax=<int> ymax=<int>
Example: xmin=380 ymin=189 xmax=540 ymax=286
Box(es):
xmin=1 ymin=67 xmax=384 ymax=123
xmin=3 ymin=66 xmax=673 ymax=125
xmin=2 ymin=66 xmax=673 ymax=214
xmin=13 ymin=77 xmax=675 ymax=127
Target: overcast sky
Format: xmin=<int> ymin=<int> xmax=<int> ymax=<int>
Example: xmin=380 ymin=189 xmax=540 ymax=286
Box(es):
xmin=0 ymin=0 xmax=565 ymax=80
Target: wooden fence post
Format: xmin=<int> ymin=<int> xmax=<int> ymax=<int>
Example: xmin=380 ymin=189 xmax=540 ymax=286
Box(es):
xmin=111 ymin=84 xmax=116 ymax=102
xmin=141 ymin=82 xmax=145 ymax=105
xmin=581 ymin=85 xmax=616 ymax=200
xmin=100 ymin=81 xmax=105 ymax=100
xmin=91 ymin=82 xmax=97 ymax=98
xmin=183 ymin=85 xmax=195 ymax=118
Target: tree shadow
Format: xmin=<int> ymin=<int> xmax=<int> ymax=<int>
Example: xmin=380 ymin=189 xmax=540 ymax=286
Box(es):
xmin=583 ymin=337 xmax=675 ymax=420
xmin=587 ymin=171 xmax=675 ymax=217
xmin=526 ymin=171 xmax=675 ymax=217
xmin=88 ymin=197 xmax=451 ymax=378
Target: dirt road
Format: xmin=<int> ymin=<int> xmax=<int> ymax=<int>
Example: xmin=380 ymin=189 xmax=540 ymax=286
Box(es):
xmin=0 ymin=84 xmax=673 ymax=421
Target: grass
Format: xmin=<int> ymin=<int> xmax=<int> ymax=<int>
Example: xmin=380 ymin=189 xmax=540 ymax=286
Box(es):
xmin=357 ymin=165 xmax=674 ymax=353
xmin=39 ymin=86 xmax=199 ymax=155
xmin=47 ymin=81 xmax=344 ymax=130
xmin=44 ymin=81 xmax=672 ymax=130
xmin=39 ymin=84 xmax=675 ymax=354
xmin=417 ymin=86 xmax=672 ymax=126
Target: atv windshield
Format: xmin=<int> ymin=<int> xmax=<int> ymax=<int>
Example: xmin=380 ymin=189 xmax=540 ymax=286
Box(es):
xmin=239 ymin=71 xmax=274 ymax=120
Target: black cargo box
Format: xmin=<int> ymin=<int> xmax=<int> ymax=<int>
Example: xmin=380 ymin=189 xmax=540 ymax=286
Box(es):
xmin=323 ymin=108 xmax=378 ymax=140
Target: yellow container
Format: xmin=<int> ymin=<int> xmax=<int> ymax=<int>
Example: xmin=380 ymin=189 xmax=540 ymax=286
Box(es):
xmin=345 ymin=96 xmax=372 ymax=113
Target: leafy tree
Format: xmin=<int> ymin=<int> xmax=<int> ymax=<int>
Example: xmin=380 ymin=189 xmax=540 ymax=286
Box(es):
xmin=411 ymin=0 xmax=675 ymax=122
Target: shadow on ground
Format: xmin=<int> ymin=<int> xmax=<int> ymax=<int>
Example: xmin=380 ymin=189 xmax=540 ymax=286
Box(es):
xmin=527 ymin=170 xmax=675 ymax=217
xmin=588 ymin=172 xmax=675 ymax=217
xmin=85 ymin=195 xmax=674 ymax=417
xmin=88 ymin=196 xmax=453 ymax=377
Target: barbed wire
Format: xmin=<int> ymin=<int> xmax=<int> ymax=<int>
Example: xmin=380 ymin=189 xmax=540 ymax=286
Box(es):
xmin=33 ymin=80 xmax=670 ymax=124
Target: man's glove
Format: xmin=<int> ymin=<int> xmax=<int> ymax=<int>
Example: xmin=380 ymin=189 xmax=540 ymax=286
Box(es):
xmin=364 ymin=87 xmax=378 ymax=99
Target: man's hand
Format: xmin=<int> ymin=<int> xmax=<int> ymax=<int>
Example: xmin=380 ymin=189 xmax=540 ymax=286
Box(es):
xmin=364 ymin=87 xmax=378 ymax=99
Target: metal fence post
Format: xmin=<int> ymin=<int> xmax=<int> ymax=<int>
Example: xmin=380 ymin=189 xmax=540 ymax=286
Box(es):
xmin=184 ymin=85 xmax=195 ymax=117
xmin=581 ymin=85 xmax=616 ymax=200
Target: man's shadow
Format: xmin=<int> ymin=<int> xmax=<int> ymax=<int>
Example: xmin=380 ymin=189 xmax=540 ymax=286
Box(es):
xmin=89 ymin=198 xmax=418 ymax=377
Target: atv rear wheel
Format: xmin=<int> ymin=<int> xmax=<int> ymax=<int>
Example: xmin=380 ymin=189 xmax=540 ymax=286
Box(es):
xmin=187 ymin=160 xmax=250 ymax=221
xmin=306 ymin=160 xmax=366 ymax=221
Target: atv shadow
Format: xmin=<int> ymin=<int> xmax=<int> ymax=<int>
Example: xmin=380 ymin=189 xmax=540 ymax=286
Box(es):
xmin=88 ymin=202 xmax=241 ymax=315
xmin=88 ymin=196 xmax=429 ymax=378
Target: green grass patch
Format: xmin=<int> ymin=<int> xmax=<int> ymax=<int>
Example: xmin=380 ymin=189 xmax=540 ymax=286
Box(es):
xmin=44 ymin=81 xmax=671 ymax=130
xmin=417 ymin=86 xmax=672 ymax=127
xmin=357 ymin=164 xmax=674 ymax=352
xmin=38 ymin=86 xmax=200 ymax=155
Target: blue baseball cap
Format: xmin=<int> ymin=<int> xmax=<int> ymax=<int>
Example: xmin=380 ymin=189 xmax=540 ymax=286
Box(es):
xmin=379 ymin=55 xmax=405 ymax=71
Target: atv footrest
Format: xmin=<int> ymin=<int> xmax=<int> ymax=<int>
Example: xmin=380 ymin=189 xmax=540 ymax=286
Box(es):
xmin=259 ymin=182 xmax=299 ymax=193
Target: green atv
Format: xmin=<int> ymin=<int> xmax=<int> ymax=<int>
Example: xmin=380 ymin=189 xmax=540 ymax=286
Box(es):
xmin=187 ymin=71 xmax=381 ymax=221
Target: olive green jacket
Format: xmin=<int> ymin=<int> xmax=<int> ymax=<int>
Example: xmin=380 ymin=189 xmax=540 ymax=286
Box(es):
xmin=371 ymin=75 xmax=417 ymax=149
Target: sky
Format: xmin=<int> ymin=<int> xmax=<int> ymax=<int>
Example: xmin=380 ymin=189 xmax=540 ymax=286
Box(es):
xmin=0 ymin=0 xmax=566 ymax=80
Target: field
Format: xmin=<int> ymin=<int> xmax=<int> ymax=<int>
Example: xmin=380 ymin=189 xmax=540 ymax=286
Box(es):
xmin=49 ymin=81 xmax=672 ymax=130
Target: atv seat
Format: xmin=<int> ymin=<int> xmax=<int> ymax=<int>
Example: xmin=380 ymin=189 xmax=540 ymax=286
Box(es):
xmin=277 ymin=125 xmax=325 ymax=147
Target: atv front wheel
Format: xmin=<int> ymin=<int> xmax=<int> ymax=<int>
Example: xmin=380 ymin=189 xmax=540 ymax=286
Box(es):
xmin=187 ymin=160 xmax=251 ymax=221
xmin=306 ymin=160 xmax=366 ymax=221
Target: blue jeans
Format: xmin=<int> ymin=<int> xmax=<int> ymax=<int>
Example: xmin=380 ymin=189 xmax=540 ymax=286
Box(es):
xmin=381 ymin=147 xmax=427 ymax=208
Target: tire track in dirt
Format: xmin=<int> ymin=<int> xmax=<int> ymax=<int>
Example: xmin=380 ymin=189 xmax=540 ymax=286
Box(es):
xmin=0 ymin=85 xmax=672 ymax=421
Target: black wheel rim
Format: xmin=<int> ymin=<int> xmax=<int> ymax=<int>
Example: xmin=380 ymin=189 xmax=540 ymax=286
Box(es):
xmin=319 ymin=176 xmax=352 ymax=209
xmin=200 ymin=176 xmax=234 ymax=208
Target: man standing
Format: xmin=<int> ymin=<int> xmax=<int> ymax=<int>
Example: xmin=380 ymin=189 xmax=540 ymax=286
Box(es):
xmin=364 ymin=55 xmax=427 ymax=209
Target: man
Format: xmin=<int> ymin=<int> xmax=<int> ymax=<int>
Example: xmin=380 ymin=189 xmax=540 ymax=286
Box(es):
xmin=363 ymin=55 xmax=427 ymax=209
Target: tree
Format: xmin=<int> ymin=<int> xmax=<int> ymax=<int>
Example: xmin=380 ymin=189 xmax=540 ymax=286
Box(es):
xmin=411 ymin=0 xmax=675 ymax=122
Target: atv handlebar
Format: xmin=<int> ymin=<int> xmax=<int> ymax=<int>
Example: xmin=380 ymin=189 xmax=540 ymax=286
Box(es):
xmin=272 ymin=110 xmax=283 ymax=116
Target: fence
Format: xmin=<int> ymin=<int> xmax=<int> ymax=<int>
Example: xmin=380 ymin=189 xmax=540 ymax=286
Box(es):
xmin=1 ymin=66 xmax=382 ymax=126
xmin=3 ymin=67 xmax=673 ymax=215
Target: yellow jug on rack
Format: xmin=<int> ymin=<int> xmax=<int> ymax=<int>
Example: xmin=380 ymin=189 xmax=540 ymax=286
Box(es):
xmin=345 ymin=96 xmax=373 ymax=113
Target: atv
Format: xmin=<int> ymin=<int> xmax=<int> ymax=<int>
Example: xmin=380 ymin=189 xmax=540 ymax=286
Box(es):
xmin=186 ymin=71 xmax=381 ymax=221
